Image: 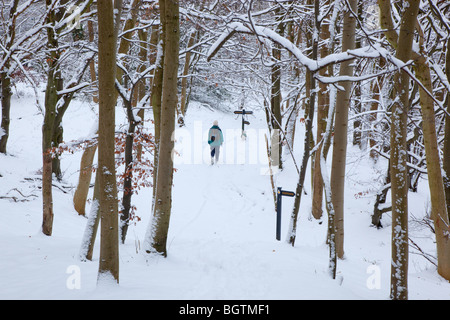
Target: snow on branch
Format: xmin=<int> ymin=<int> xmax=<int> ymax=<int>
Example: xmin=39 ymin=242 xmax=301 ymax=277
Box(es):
xmin=55 ymin=0 xmax=93 ymax=31
xmin=315 ymin=60 xmax=414 ymax=84
xmin=56 ymin=52 xmax=96 ymax=97
xmin=207 ymin=22 xmax=390 ymax=72
xmin=56 ymin=82 xmax=90 ymax=95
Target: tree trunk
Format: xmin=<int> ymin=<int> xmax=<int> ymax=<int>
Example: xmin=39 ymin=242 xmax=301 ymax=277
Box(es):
xmin=97 ymin=0 xmax=119 ymax=283
xmin=389 ymin=54 xmax=410 ymax=301
xmin=51 ymin=96 xmax=67 ymax=180
xmin=42 ymin=70 xmax=58 ymax=236
xmin=414 ymin=49 xmax=450 ymax=281
xmin=271 ymin=6 xmax=284 ymax=169
xmin=73 ymin=14 xmax=99 ymax=217
xmin=369 ymin=58 xmax=385 ymax=161
xmin=73 ymin=0 xmax=137 ymax=218
xmin=330 ymin=0 xmax=357 ymax=259
xmin=387 ymin=0 xmax=420 ymax=300
xmin=0 ymin=0 xmax=19 ymax=155
xmin=144 ymin=0 xmax=179 ymax=257
xmin=79 ymin=170 xmax=100 ymax=261
xmin=380 ymin=0 xmax=450 ymax=285
xmin=42 ymin=0 xmax=63 ymax=236
xmin=286 ymin=0 xmax=319 ymax=246
xmin=311 ymin=0 xmax=331 ymax=220
xmin=352 ymin=2 xmax=363 ymax=148
xmin=443 ymin=37 xmax=450 ymax=228
xmin=73 ymin=142 xmax=97 ymax=216
xmin=0 ymin=72 xmax=12 ymax=154
xmin=320 ymin=85 xmax=337 ymax=279
xmin=119 ymin=98 xmax=138 ymax=244
xmin=136 ymin=27 xmax=150 ymax=160
xmin=47 ymin=0 xmax=69 ymax=180
xmin=150 ymin=24 xmax=164 ymax=208
xmin=179 ymin=29 xmax=197 ymax=123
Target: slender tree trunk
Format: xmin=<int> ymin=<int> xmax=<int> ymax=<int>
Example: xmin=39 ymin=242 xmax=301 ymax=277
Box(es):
xmin=0 ymin=0 xmax=19 ymax=155
xmin=120 ymin=98 xmax=138 ymax=244
xmin=179 ymin=29 xmax=197 ymax=123
xmin=119 ymin=41 xmax=148 ymax=242
xmin=271 ymin=6 xmax=284 ymax=169
xmin=389 ymin=59 xmax=410 ymax=300
xmin=329 ymin=0 xmax=357 ymax=259
xmin=74 ymin=0 xmax=136 ymax=218
xmin=113 ymin=0 xmax=140 ymax=102
xmin=443 ymin=37 xmax=450 ymax=226
xmin=0 ymin=72 xmax=12 ymax=154
xmin=369 ymin=58 xmax=385 ymax=161
xmin=73 ymin=136 xmax=97 ymax=216
xmin=97 ymin=0 xmax=119 ymax=283
xmin=116 ymin=0 xmax=144 ymax=245
xmin=312 ymin=0 xmax=331 ymax=220
xmin=380 ymin=0 xmax=450 ymax=285
xmin=352 ymin=2 xmax=363 ymax=148
xmin=136 ymin=28 xmax=149 ymax=160
xmin=46 ymin=0 xmax=68 ymax=180
xmin=42 ymin=70 xmax=58 ymax=236
xmin=144 ymin=0 xmax=179 ymax=257
xmin=414 ymin=44 xmax=450 ymax=281
xmin=42 ymin=0 xmax=63 ymax=236
xmin=287 ymin=85 xmax=317 ymax=245
xmin=79 ymin=170 xmax=100 ymax=261
xmin=151 ymin=23 xmax=164 ymax=207
xmin=387 ymin=0 xmax=420 ymax=300
xmin=51 ymin=96 xmax=67 ymax=180
xmin=320 ymin=86 xmax=337 ymax=279
xmin=73 ymin=12 xmax=99 ymax=216
xmin=287 ymin=0 xmax=319 ymax=246
xmin=88 ymin=12 xmax=99 ymax=105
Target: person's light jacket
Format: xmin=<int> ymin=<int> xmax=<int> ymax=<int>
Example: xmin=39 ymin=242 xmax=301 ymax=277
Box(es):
xmin=208 ymin=125 xmax=223 ymax=147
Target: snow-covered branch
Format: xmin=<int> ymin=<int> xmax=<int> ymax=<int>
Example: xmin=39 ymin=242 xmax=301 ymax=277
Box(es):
xmin=207 ymin=21 xmax=390 ymax=72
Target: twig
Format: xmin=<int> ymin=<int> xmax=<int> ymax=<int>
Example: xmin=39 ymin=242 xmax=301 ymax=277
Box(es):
xmin=408 ymin=237 xmax=437 ymax=267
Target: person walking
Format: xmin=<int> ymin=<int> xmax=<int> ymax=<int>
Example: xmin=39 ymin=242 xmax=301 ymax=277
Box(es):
xmin=208 ymin=120 xmax=224 ymax=165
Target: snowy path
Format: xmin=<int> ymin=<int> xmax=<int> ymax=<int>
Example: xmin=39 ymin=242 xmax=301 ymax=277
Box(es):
xmin=122 ymin=104 xmax=372 ymax=299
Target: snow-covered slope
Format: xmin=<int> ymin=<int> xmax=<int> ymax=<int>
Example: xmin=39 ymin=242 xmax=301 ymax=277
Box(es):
xmin=0 ymin=86 xmax=449 ymax=300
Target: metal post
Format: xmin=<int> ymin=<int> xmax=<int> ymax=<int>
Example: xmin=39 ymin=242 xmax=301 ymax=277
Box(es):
xmin=275 ymin=187 xmax=295 ymax=241
xmin=276 ymin=187 xmax=282 ymax=240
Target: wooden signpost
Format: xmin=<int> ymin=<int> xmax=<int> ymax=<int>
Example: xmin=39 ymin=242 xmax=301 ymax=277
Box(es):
xmin=276 ymin=187 xmax=295 ymax=241
xmin=234 ymin=109 xmax=253 ymax=138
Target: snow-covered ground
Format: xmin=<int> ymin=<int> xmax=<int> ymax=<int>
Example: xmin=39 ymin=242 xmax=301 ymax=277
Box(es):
xmin=0 ymin=84 xmax=449 ymax=300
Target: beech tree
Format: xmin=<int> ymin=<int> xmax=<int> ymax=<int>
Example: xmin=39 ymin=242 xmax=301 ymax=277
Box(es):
xmin=144 ymin=0 xmax=180 ymax=257
xmin=311 ymin=0 xmax=332 ymax=221
xmin=97 ymin=0 xmax=119 ymax=283
xmin=329 ymin=0 xmax=357 ymax=259
xmin=73 ymin=12 xmax=99 ymax=217
xmin=379 ymin=0 xmax=450 ymax=291
xmin=378 ymin=0 xmax=419 ymax=300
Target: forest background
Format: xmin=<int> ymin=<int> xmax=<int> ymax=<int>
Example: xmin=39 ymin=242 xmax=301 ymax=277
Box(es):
xmin=1 ymin=0 xmax=450 ymax=300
